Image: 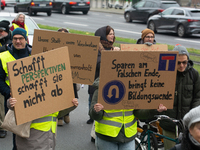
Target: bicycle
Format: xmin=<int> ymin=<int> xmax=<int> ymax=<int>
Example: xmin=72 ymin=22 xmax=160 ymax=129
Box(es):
xmin=135 ymin=115 xmax=185 ymax=150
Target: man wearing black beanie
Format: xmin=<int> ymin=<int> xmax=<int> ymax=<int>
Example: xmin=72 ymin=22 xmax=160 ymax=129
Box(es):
xmin=0 ymin=20 xmax=12 ymax=53
xmin=0 ymin=20 xmax=12 ymax=138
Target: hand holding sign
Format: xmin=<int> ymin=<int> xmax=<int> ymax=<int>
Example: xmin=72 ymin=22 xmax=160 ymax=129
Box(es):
xmin=94 ymin=103 xmax=104 ymax=112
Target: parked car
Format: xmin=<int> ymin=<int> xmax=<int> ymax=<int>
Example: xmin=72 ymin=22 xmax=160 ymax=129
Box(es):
xmin=52 ymin=0 xmax=90 ymax=15
xmin=147 ymin=7 xmax=200 ymax=37
xmin=124 ymin=0 xmax=180 ymax=23
xmin=1 ymin=0 xmax=6 ymax=10
xmin=14 ymin=0 xmax=53 ymax=16
xmin=0 ymin=12 xmax=40 ymax=45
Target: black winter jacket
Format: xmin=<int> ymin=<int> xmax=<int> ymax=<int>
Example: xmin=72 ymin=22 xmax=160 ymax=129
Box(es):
xmin=159 ymin=60 xmax=200 ymax=132
xmin=88 ymin=26 xmax=113 ymax=96
xmin=170 ymin=130 xmax=200 ymax=150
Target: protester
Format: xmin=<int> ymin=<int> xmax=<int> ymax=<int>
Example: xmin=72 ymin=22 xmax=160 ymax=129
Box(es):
xmin=0 ymin=28 xmax=78 ymax=149
xmin=0 ymin=20 xmax=12 ymax=53
xmin=158 ymin=44 xmax=200 ymax=149
xmin=136 ymin=28 xmax=156 ymax=45
xmin=0 ymin=93 xmax=6 ymax=138
xmin=57 ymin=28 xmax=79 ymax=126
xmin=170 ymin=105 xmax=200 ymax=150
xmin=0 ymin=20 xmax=12 ymax=138
xmin=89 ymin=77 xmax=166 ymax=150
xmin=87 ymin=25 xmax=120 ymax=124
xmin=10 ymin=13 xmax=29 ymax=43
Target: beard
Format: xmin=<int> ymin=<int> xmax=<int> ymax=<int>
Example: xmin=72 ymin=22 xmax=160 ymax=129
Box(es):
xmin=0 ymin=34 xmax=7 ymax=39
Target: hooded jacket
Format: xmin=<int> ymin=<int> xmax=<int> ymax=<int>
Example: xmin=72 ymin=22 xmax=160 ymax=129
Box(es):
xmin=159 ymin=60 xmax=200 ymax=132
xmin=88 ymin=26 xmax=114 ymax=95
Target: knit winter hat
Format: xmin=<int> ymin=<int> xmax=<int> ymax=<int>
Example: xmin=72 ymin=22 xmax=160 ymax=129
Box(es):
xmin=12 ymin=28 xmax=27 ymax=40
xmin=0 ymin=20 xmax=10 ymax=33
xmin=183 ymin=105 xmax=200 ymax=129
xmin=172 ymin=44 xmax=189 ymax=59
xmin=141 ymin=28 xmax=154 ymax=40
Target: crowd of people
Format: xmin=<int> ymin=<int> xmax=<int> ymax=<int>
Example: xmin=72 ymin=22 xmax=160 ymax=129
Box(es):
xmin=0 ymin=12 xmax=200 ymax=150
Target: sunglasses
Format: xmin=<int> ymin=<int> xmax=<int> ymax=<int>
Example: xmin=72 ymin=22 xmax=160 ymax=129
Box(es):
xmin=178 ymin=61 xmax=188 ymax=65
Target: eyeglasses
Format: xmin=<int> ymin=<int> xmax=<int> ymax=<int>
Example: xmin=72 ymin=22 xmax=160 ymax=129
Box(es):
xmin=145 ymin=36 xmax=154 ymax=39
xmin=178 ymin=61 xmax=188 ymax=65
xmin=13 ymin=37 xmax=25 ymax=41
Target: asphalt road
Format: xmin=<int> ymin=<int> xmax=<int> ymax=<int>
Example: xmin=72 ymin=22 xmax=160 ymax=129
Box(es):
xmin=0 ymin=85 xmax=96 ymax=150
xmin=3 ymin=6 xmax=200 ymax=50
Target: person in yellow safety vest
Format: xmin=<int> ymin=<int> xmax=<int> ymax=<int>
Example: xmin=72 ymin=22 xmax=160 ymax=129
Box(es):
xmin=89 ymin=77 xmax=167 ymax=150
xmin=0 ymin=28 xmax=78 ymax=150
xmin=10 ymin=13 xmax=29 ymax=44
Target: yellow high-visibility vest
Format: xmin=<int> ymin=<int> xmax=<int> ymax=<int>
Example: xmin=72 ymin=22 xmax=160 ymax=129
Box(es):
xmin=95 ymin=109 xmax=137 ymax=138
xmin=12 ymin=23 xmax=28 ymax=36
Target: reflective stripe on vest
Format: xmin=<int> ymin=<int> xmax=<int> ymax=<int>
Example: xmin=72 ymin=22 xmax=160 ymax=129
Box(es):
xmin=32 ymin=116 xmax=57 ymax=123
xmin=12 ymin=23 xmax=28 ymax=36
xmin=95 ymin=109 xmax=137 ymax=138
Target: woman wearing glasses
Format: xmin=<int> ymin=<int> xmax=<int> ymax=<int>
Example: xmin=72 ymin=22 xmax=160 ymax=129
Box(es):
xmin=10 ymin=13 xmax=29 ymax=44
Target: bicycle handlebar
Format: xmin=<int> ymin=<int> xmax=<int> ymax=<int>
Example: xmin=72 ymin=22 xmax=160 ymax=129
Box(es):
xmin=148 ymin=115 xmax=180 ymax=124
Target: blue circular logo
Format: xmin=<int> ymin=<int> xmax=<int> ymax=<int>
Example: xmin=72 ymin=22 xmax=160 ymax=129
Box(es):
xmin=102 ymin=80 xmax=125 ymax=105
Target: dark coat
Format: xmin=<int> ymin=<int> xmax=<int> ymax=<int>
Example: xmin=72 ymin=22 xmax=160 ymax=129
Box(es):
xmin=170 ymin=130 xmax=200 ymax=150
xmin=88 ymin=26 xmax=113 ymax=96
xmin=159 ymin=60 xmax=200 ymax=132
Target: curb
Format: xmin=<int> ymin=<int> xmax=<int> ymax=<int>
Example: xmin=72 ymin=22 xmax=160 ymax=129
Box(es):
xmin=90 ymin=8 xmax=124 ymax=15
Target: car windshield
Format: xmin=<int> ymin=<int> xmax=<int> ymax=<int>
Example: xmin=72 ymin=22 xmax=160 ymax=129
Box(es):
xmin=189 ymin=10 xmax=200 ymax=17
xmin=0 ymin=17 xmax=38 ymax=35
xmin=161 ymin=3 xmax=180 ymax=9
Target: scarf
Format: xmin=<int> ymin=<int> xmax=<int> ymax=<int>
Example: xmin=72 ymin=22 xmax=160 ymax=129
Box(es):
xmin=100 ymin=40 xmax=113 ymax=51
xmin=189 ymin=133 xmax=200 ymax=147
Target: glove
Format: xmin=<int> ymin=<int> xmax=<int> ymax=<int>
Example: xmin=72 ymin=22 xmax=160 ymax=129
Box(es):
xmin=144 ymin=42 xmax=153 ymax=46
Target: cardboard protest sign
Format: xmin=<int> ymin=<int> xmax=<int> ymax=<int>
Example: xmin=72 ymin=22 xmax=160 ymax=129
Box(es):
xmin=120 ymin=44 xmax=168 ymax=51
xmin=32 ymin=29 xmax=100 ymax=85
xmin=7 ymin=47 xmax=74 ymax=125
xmin=98 ymin=51 xmax=178 ymax=109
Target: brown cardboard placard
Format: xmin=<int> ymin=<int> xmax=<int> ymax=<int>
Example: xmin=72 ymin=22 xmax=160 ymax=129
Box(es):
xmin=98 ymin=51 xmax=178 ymax=109
xmin=120 ymin=44 xmax=168 ymax=51
xmin=32 ymin=29 xmax=100 ymax=85
xmin=7 ymin=47 xmax=74 ymax=125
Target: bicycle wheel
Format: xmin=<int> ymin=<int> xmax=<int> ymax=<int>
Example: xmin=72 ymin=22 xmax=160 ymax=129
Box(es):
xmin=140 ymin=131 xmax=158 ymax=150
xmin=135 ymin=137 xmax=144 ymax=150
